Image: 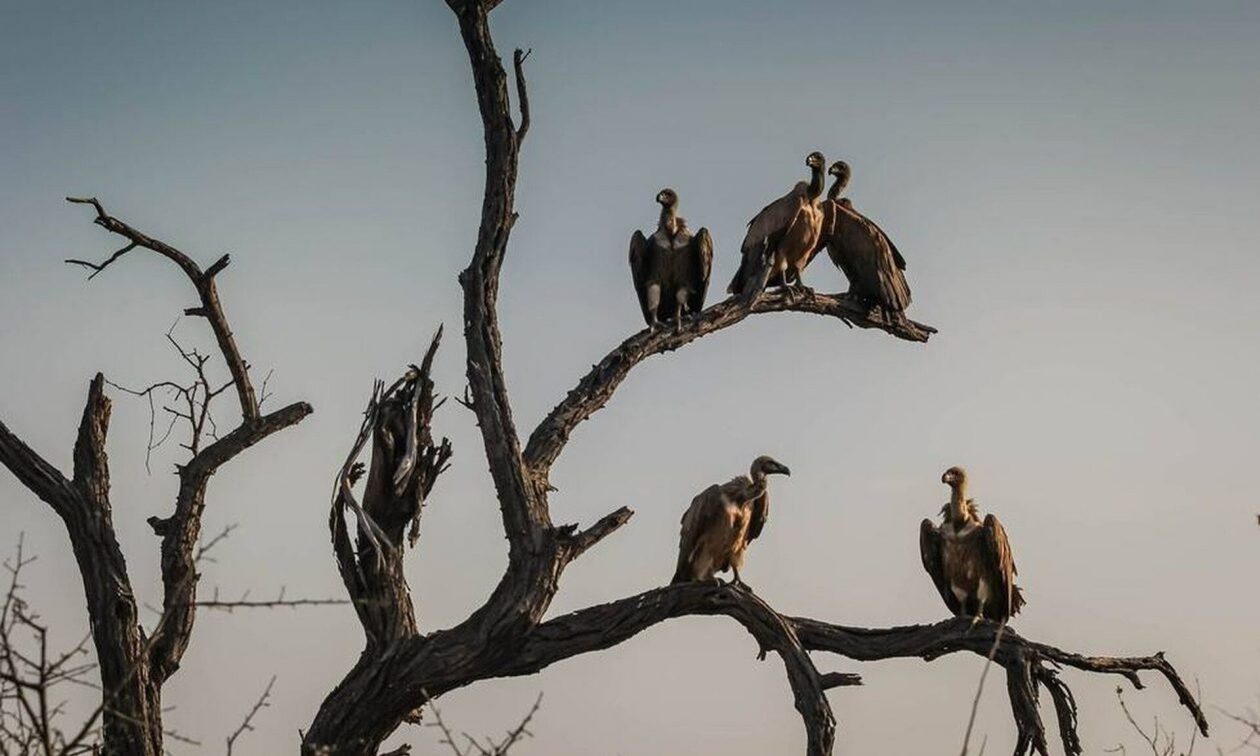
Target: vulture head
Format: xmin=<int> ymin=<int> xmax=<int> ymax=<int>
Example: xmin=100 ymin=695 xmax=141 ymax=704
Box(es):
xmin=828 ymin=160 xmax=851 ymax=186
xmin=941 ymin=466 xmax=968 ymax=488
xmin=751 ymin=455 xmax=791 ymax=478
xmin=655 ymin=188 xmax=679 ymax=207
xmin=805 ymin=151 xmax=826 ymax=170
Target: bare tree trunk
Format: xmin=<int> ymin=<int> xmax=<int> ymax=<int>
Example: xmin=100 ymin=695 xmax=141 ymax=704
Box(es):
xmin=1 ymin=200 xmax=311 ymax=755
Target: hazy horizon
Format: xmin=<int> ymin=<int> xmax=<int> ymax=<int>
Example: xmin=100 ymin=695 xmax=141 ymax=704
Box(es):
xmin=2 ymin=1 xmax=1258 ymax=753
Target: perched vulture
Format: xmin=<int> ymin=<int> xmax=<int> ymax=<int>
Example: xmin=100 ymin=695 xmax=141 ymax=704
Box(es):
xmin=919 ymin=466 xmax=1025 ymax=624
xmin=671 ymin=456 xmax=791 ymax=587
xmin=815 ymin=161 xmax=912 ymax=316
xmin=727 ymin=152 xmax=827 ymax=298
xmin=629 ymin=188 xmax=713 ymax=331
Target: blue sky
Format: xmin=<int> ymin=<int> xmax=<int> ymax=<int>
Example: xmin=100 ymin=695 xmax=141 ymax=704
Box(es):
xmin=2 ymin=1 xmax=1258 ymax=753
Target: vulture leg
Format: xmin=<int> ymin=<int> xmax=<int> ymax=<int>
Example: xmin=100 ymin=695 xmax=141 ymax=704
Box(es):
xmin=645 ymin=283 xmax=662 ymax=331
xmin=791 ymin=267 xmax=816 ymax=300
xmin=674 ymin=288 xmax=688 ymax=334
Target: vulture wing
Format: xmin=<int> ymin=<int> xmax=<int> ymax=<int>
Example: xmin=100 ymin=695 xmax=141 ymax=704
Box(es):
xmin=671 ymin=485 xmax=724 ymax=585
xmin=628 ymin=230 xmax=653 ymax=326
xmin=687 ymin=227 xmax=714 ymax=314
xmin=919 ymin=518 xmax=961 ymax=615
xmin=745 ymin=491 xmax=769 ymax=543
xmin=829 ymin=204 xmax=912 ymax=312
xmin=742 ymin=182 xmax=809 ymax=255
xmin=980 ymin=512 xmax=1024 ymax=621
xmin=728 ymin=183 xmax=809 ymax=295
xmin=863 ymin=215 xmax=907 ymax=270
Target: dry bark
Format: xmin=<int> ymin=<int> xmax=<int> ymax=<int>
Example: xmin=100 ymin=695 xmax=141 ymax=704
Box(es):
xmin=302 ymin=2 xmax=1204 ymax=756
xmin=0 ymin=201 xmax=311 ymax=755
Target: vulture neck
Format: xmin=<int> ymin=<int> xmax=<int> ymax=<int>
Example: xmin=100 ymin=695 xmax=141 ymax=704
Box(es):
xmin=749 ymin=469 xmax=771 ymax=498
xmin=827 ymin=178 xmax=847 ymax=201
xmin=806 ymin=165 xmax=825 ymax=201
xmin=947 ymin=482 xmax=972 ymax=523
xmin=658 ymin=204 xmax=680 ymax=237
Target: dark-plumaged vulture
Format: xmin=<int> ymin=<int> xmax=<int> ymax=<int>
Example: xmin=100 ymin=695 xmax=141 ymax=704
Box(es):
xmin=815 ymin=160 xmax=912 ymax=317
xmin=919 ymin=466 xmax=1025 ymax=624
xmin=727 ymin=152 xmax=826 ymax=299
xmin=629 ymin=188 xmax=713 ymax=331
xmin=671 ymin=455 xmax=791 ymax=587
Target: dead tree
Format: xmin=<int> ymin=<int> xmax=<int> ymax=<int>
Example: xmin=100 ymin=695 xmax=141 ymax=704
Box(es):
xmin=0 ymin=198 xmax=312 ymax=756
xmin=302 ymin=2 xmax=1207 ymax=754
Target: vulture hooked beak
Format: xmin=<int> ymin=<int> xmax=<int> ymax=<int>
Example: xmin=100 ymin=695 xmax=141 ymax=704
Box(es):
xmin=768 ymin=461 xmax=791 ymax=476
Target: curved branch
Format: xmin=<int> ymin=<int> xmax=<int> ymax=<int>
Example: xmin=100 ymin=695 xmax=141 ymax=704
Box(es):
xmin=790 ymin=615 xmax=1209 ymax=754
xmin=524 ymin=290 xmax=937 ymax=475
xmin=505 ymin=583 xmax=837 ymax=756
xmin=499 ymin=585 xmax=1205 ymax=756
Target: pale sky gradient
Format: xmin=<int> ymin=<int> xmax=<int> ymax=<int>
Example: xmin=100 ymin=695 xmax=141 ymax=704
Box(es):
xmin=2 ymin=1 xmax=1259 ymax=753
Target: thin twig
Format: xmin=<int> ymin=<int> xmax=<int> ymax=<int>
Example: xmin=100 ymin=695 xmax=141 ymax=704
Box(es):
xmin=960 ymin=621 xmax=1006 ymax=756
xmin=224 ymin=676 xmax=275 ymax=755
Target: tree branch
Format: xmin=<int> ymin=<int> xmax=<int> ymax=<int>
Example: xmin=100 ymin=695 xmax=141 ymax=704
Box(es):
xmin=524 ymin=289 xmax=936 ymax=476
xmin=65 ymin=196 xmax=259 ymax=423
xmin=147 ymin=398 xmax=311 ymax=683
xmin=329 ymin=332 xmax=453 ymax=649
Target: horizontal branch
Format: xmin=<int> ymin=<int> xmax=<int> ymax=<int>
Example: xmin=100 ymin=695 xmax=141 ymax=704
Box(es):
xmin=524 ymin=290 xmax=936 ymax=475
xmin=500 ymin=584 xmax=1202 ymax=756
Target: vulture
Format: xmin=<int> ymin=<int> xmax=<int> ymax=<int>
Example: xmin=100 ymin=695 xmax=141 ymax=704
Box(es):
xmin=919 ymin=466 xmax=1025 ymax=624
xmin=727 ymin=151 xmax=827 ymax=299
xmin=815 ymin=160 xmax=912 ymax=317
xmin=629 ymin=188 xmax=713 ymax=331
xmin=671 ymin=455 xmax=791 ymax=587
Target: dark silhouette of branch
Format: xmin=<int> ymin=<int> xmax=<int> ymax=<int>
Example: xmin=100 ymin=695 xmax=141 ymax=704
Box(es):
xmin=224 ymin=676 xmax=275 ymax=755
xmin=192 ymin=586 xmax=348 ymax=613
xmin=424 ymin=694 xmax=541 ymax=756
xmin=65 ymin=197 xmax=257 ymax=422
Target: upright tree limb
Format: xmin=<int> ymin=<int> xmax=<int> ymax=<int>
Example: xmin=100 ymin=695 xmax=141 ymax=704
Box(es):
xmin=447 ymin=0 xmax=547 ymax=569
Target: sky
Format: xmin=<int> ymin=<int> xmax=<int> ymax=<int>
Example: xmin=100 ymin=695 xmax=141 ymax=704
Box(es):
xmin=2 ymin=0 xmax=1259 ymax=753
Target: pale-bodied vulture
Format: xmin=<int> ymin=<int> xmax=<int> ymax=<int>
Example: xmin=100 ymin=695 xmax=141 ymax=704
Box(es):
xmin=671 ymin=455 xmax=791 ymax=587
xmin=727 ymin=152 xmax=827 ymax=299
xmin=919 ymin=466 xmax=1025 ymax=624
xmin=629 ymin=188 xmax=713 ymax=331
xmin=814 ymin=160 xmax=912 ymax=317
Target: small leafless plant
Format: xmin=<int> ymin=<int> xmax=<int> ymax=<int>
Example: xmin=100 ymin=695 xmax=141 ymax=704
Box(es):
xmin=423 ymin=694 xmax=542 ymax=756
xmin=0 ymin=537 xmax=100 ymax=755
